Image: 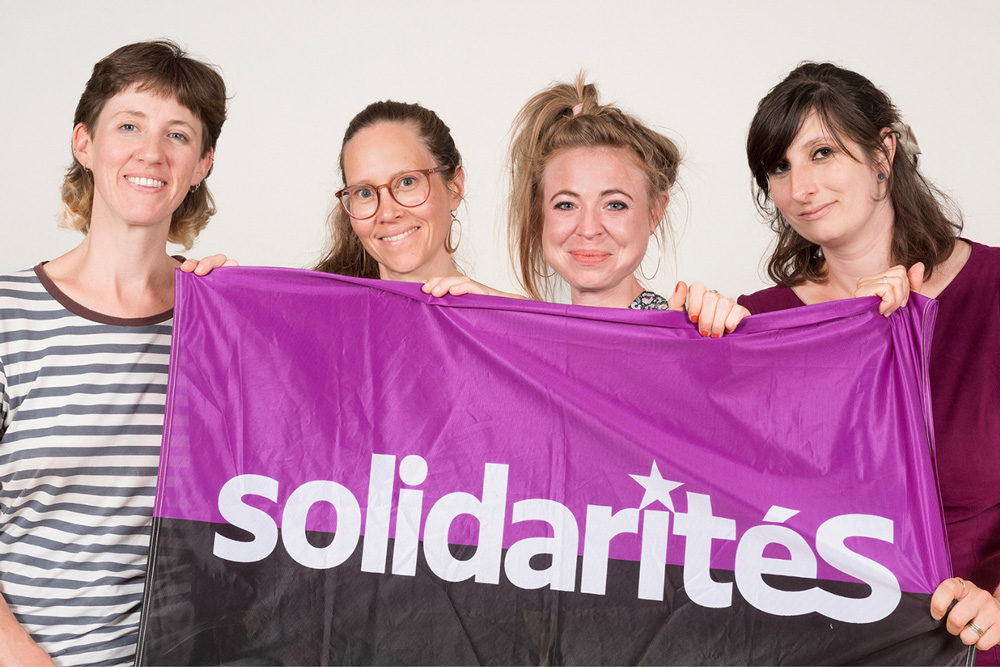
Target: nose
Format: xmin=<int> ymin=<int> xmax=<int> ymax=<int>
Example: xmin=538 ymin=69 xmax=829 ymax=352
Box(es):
xmin=374 ymin=184 xmax=401 ymax=221
xmin=135 ymin=134 xmax=165 ymax=163
xmin=576 ymin=205 xmax=604 ymax=239
xmin=789 ymin=166 xmax=816 ymax=202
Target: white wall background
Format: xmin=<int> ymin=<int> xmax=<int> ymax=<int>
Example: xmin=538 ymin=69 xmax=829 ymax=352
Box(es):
xmin=2 ymin=1 xmax=997 ymax=299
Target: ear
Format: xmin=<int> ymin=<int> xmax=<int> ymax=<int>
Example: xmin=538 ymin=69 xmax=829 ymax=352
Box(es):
xmin=192 ymin=147 xmax=214 ymax=187
xmin=446 ymin=165 xmax=466 ymax=209
xmin=71 ymin=123 xmax=92 ymax=170
xmin=877 ymin=127 xmax=897 ymax=178
xmin=649 ymin=191 xmax=669 ymax=234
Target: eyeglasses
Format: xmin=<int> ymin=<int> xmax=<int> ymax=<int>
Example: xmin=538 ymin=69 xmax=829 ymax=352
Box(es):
xmin=336 ymin=166 xmax=450 ymax=220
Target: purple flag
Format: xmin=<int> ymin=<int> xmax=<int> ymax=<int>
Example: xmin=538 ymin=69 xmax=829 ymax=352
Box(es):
xmin=137 ymin=268 xmax=970 ymax=665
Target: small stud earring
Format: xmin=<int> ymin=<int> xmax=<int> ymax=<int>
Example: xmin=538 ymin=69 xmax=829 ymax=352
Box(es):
xmin=877 ymin=173 xmax=885 ymax=181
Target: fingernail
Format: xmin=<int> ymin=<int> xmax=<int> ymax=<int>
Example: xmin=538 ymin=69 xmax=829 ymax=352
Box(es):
xmin=712 ymin=333 xmax=721 ymax=338
xmin=700 ymin=330 xmax=708 ymax=337
xmin=674 ymin=282 xmax=682 ymax=293
xmin=691 ymin=315 xmax=699 ymax=324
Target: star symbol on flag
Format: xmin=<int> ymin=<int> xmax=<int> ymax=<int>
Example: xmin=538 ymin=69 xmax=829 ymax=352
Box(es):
xmin=630 ymin=461 xmax=683 ymax=511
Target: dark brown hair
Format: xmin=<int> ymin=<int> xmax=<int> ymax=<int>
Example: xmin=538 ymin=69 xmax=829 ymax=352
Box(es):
xmin=61 ymin=40 xmax=228 ymax=249
xmin=313 ymin=101 xmax=463 ymax=278
xmin=747 ymin=62 xmax=961 ymax=285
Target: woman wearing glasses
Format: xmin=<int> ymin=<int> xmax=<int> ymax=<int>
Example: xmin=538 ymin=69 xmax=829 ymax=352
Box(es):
xmin=314 ymin=100 xmax=508 ymax=296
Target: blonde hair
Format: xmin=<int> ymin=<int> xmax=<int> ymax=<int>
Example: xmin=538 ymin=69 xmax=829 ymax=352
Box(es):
xmin=507 ymin=74 xmax=682 ymax=301
xmin=60 ymin=40 xmax=227 ymax=250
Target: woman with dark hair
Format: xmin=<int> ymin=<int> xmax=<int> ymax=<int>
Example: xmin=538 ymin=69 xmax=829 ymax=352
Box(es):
xmin=739 ymin=62 xmax=1000 ymax=661
xmin=314 ymin=100 xmax=508 ymax=297
xmin=0 ymin=40 xmax=230 ymax=665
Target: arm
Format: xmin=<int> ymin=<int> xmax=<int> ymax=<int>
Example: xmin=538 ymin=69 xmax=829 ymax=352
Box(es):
xmin=0 ymin=597 xmax=55 ymax=666
xmin=931 ymin=577 xmax=1000 ymax=651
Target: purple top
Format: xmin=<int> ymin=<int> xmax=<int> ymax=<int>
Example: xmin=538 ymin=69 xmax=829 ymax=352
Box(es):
xmin=740 ymin=240 xmax=1000 ymax=602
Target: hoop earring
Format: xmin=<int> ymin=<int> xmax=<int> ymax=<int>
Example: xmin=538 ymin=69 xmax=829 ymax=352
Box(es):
xmin=446 ymin=210 xmax=462 ymax=253
xmin=639 ymin=232 xmax=662 ymax=282
xmin=532 ymin=262 xmax=555 ymax=279
xmin=189 ymin=182 xmax=202 ymax=193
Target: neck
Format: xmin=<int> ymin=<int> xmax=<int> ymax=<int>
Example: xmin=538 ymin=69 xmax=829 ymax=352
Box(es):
xmin=805 ymin=205 xmax=895 ymax=300
xmin=43 ymin=220 xmax=179 ymax=317
xmin=570 ymin=276 xmax=644 ymax=308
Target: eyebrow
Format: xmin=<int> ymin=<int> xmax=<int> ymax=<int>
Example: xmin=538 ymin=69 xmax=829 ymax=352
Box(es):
xmin=347 ymin=168 xmax=427 ymax=188
xmin=601 ymin=189 xmax=634 ymax=200
xmin=794 ymin=135 xmax=831 ymax=148
xmin=547 ymin=188 xmax=635 ymax=203
xmin=110 ymin=109 xmax=198 ymax=131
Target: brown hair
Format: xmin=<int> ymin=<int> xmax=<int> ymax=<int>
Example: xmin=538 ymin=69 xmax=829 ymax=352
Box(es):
xmin=313 ymin=100 xmax=463 ymax=278
xmin=507 ymin=74 xmax=682 ymax=301
xmin=61 ymin=40 xmax=227 ymax=250
xmin=747 ymin=62 xmax=962 ymax=285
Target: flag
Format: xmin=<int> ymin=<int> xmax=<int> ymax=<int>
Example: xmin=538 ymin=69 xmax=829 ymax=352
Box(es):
xmin=137 ymin=268 xmax=970 ymax=665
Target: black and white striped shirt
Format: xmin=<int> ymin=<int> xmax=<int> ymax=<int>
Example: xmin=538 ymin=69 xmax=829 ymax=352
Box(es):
xmin=0 ymin=266 xmax=171 ymax=666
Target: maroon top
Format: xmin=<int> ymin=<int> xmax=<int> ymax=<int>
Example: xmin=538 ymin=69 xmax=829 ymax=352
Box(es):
xmin=741 ymin=241 xmax=1000 ymax=663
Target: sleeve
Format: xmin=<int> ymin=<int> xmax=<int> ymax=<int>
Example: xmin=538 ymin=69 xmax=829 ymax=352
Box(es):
xmin=737 ymin=293 xmax=759 ymax=314
xmin=1 ymin=354 xmax=8 ymax=440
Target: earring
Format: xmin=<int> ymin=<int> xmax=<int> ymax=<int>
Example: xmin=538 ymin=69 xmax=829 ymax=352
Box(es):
xmin=190 ymin=182 xmax=202 ymax=193
xmin=639 ymin=232 xmax=662 ymax=281
xmin=533 ymin=263 xmax=555 ymax=279
xmin=445 ymin=210 xmax=462 ymax=253
xmin=877 ymin=173 xmax=885 ymax=181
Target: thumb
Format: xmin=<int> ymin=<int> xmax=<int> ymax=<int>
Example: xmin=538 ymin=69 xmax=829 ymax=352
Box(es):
xmin=908 ymin=262 xmax=925 ymax=294
xmin=667 ymin=281 xmax=688 ymax=311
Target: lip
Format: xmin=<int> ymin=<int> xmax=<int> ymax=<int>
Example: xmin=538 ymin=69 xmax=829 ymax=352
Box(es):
xmin=378 ymin=226 xmax=420 ymax=243
xmin=569 ymin=249 xmax=612 ymax=266
xmin=798 ymin=201 xmax=835 ymax=221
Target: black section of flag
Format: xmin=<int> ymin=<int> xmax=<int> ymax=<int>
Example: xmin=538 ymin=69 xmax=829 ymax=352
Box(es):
xmin=138 ymin=518 xmax=972 ymax=665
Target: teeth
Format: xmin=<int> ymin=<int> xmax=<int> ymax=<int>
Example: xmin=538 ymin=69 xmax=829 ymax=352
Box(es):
xmin=381 ymin=227 xmax=418 ymax=242
xmin=127 ymin=176 xmax=166 ymax=187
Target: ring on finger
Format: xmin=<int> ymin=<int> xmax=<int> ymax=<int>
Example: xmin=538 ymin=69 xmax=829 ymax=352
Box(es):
xmin=881 ymin=276 xmax=889 ymax=284
xmin=969 ymin=621 xmax=986 ymax=637
xmin=708 ymin=289 xmax=720 ymax=295
xmin=957 ymin=577 xmax=968 ymax=598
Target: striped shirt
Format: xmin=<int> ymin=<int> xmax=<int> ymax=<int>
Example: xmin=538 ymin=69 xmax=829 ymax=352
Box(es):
xmin=0 ymin=266 xmax=171 ymax=666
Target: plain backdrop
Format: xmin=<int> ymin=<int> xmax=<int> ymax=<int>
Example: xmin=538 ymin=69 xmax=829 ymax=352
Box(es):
xmin=2 ymin=1 xmax=998 ymax=299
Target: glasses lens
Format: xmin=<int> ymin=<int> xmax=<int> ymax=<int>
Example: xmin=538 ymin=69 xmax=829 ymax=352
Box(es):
xmin=342 ymin=185 xmax=378 ymax=219
xmin=391 ymin=171 xmax=431 ymax=207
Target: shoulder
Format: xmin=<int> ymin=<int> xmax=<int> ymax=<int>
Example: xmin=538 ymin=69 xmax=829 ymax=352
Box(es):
xmin=964 ymin=239 xmax=1000 ymax=273
xmin=941 ymin=240 xmax=1000 ymax=298
xmin=629 ymin=291 xmax=671 ymax=311
xmin=945 ymin=239 xmax=1000 ymax=290
xmin=0 ymin=267 xmax=49 ymax=306
xmin=737 ymin=285 xmax=803 ymax=315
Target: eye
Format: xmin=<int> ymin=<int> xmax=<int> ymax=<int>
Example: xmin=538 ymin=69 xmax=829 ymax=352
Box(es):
xmin=606 ymin=200 xmax=628 ymax=212
xmin=120 ymin=123 xmax=138 ymax=132
xmin=553 ymin=201 xmax=576 ymax=211
xmin=768 ymin=160 xmax=790 ymax=176
xmin=397 ymin=175 xmax=418 ymax=189
xmin=352 ymin=186 xmax=375 ymax=200
xmin=168 ymin=132 xmax=189 ymax=142
xmin=812 ymin=146 xmax=833 ymax=160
